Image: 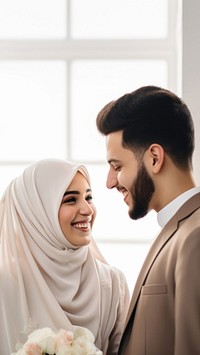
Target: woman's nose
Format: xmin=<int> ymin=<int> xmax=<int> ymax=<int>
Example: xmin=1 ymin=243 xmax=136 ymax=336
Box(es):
xmin=106 ymin=169 xmax=118 ymax=189
xmin=80 ymin=200 xmax=94 ymax=215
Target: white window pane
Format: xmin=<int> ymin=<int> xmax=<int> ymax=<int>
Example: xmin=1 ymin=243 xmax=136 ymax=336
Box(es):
xmin=71 ymin=0 xmax=168 ymax=39
xmin=0 ymin=165 xmax=27 ymax=197
xmin=87 ymin=164 xmax=161 ymax=241
xmin=71 ymin=60 xmax=168 ymax=161
xmin=0 ymin=0 xmax=67 ymax=39
xmin=0 ymin=61 xmax=67 ymax=160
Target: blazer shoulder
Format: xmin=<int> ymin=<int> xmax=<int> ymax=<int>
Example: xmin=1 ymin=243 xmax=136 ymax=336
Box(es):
xmin=177 ymin=192 xmax=200 ymax=221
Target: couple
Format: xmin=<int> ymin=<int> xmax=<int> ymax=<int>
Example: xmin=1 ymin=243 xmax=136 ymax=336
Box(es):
xmin=1 ymin=85 xmax=200 ymax=354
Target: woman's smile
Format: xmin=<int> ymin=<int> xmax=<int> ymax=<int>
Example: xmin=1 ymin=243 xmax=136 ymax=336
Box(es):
xmin=72 ymin=220 xmax=91 ymax=232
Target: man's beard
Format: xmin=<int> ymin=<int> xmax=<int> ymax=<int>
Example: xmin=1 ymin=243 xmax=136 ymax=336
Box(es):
xmin=129 ymin=162 xmax=155 ymax=220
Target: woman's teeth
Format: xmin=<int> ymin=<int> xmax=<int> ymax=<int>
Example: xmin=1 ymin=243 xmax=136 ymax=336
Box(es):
xmin=73 ymin=222 xmax=90 ymax=229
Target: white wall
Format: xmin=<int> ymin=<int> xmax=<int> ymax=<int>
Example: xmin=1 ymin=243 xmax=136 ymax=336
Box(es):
xmin=182 ymin=0 xmax=200 ymax=185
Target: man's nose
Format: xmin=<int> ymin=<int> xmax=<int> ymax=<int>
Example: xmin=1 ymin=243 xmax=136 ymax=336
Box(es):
xmin=106 ymin=169 xmax=118 ymax=189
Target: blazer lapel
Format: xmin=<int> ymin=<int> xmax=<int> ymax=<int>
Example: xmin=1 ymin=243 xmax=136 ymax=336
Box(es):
xmin=118 ymin=219 xmax=178 ymax=355
xmin=125 ymin=217 xmax=178 ymax=327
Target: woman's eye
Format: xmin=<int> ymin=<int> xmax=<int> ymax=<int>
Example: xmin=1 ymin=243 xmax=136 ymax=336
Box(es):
xmin=114 ymin=166 xmax=121 ymax=171
xmin=86 ymin=195 xmax=93 ymax=202
xmin=63 ymin=197 xmax=76 ymax=204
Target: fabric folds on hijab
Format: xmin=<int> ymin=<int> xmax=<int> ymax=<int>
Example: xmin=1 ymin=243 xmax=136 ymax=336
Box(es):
xmin=0 ymin=159 xmax=125 ymax=354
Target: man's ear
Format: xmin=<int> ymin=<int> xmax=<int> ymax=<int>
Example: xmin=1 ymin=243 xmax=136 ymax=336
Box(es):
xmin=148 ymin=144 xmax=165 ymax=173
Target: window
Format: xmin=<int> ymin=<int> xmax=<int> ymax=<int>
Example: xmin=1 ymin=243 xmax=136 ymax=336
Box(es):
xmin=0 ymin=0 xmax=181 ymax=292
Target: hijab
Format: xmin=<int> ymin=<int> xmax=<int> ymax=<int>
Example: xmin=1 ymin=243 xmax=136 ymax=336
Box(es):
xmin=0 ymin=159 xmax=122 ymax=354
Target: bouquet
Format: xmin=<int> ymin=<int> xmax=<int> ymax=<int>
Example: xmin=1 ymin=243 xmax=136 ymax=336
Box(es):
xmin=12 ymin=326 xmax=103 ymax=355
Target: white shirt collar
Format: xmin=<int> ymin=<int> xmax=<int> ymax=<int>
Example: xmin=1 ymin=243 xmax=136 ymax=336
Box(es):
xmin=157 ymin=186 xmax=200 ymax=228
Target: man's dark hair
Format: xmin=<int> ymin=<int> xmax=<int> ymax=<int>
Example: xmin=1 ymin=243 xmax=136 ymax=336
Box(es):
xmin=96 ymin=85 xmax=195 ymax=169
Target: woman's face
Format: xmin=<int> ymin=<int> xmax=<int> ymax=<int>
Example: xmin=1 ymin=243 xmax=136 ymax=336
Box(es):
xmin=58 ymin=171 xmax=96 ymax=246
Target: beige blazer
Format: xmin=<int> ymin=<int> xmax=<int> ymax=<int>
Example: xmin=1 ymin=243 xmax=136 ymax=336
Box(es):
xmin=118 ymin=193 xmax=200 ymax=355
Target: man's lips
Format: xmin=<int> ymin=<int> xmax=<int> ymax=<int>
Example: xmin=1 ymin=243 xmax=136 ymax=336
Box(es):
xmin=117 ymin=187 xmax=129 ymax=203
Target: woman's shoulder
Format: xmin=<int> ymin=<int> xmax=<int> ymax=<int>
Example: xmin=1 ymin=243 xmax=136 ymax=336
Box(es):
xmin=96 ymin=260 xmax=127 ymax=291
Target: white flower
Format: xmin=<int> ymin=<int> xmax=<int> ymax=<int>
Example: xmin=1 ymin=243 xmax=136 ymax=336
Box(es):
xmin=27 ymin=327 xmax=56 ymax=354
xmin=12 ymin=326 xmax=103 ymax=355
xmin=74 ymin=326 xmax=94 ymax=342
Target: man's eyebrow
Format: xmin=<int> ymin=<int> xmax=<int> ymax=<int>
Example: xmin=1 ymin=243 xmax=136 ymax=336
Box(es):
xmin=108 ymin=159 xmax=120 ymax=164
xmin=63 ymin=188 xmax=91 ymax=197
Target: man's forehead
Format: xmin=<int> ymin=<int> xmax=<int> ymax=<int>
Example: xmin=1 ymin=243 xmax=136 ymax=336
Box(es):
xmin=106 ymin=131 xmax=123 ymax=147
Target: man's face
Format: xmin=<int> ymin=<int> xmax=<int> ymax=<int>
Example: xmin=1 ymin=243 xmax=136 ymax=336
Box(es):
xmin=106 ymin=130 xmax=155 ymax=220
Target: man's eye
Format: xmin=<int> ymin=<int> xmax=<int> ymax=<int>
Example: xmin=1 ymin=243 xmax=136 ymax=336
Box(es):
xmin=114 ymin=166 xmax=121 ymax=171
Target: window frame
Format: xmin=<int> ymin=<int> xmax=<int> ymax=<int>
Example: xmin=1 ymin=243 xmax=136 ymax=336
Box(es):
xmin=0 ymin=1 xmax=183 ymax=291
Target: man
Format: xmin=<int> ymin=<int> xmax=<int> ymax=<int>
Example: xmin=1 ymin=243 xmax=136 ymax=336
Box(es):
xmin=96 ymin=85 xmax=200 ymax=355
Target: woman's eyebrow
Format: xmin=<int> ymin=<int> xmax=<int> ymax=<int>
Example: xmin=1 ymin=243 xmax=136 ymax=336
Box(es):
xmin=63 ymin=188 xmax=91 ymax=197
xmin=63 ymin=190 xmax=79 ymax=197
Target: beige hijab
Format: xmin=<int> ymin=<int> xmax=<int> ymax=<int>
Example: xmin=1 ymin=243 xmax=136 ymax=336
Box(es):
xmin=0 ymin=159 xmax=124 ymax=354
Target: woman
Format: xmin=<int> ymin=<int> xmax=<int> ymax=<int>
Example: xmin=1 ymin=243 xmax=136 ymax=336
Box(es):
xmin=0 ymin=158 xmax=129 ymax=354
